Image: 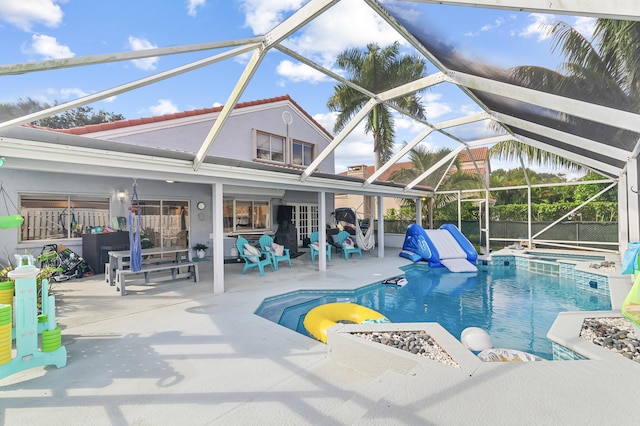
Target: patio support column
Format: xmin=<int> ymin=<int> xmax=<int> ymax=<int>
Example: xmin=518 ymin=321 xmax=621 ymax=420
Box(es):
xmin=212 ymin=182 xmax=225 ymax=293
xmin=618 ymin=171 xmax=629 ymax=252
xmin=416 ymin=197 xmax=423 ymax=226
xmin=377 ymin=195 xmax=384 ymax=258
xmin=429 ymin=197 xmax=434 ymax=230
xmin=318 ymin=191 xmax=327 ymax=271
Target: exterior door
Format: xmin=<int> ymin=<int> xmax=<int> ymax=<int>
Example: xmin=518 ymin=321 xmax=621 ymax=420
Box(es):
xmin=290 ymin=203 xmax=318 ymax=247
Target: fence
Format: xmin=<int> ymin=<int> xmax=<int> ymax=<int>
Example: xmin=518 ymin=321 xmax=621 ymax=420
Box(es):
xmin=381 ymin=219 xmax=619 ymax=251
xmin=21 ymin=208 xmax=111 ymax=241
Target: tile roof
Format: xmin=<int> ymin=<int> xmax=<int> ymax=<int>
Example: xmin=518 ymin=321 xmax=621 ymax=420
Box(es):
xmin=458 ymin=146 xmax=488 ymax=163
xmin=39 ymin=95 xmax=333 ymax=139
xmin=341 ymin=147 xmax=489 ymax=182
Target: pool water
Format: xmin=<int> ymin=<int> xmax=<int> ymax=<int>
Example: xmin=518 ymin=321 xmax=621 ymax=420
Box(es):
xmin=255 ymin=265 xmax=612 ymax=360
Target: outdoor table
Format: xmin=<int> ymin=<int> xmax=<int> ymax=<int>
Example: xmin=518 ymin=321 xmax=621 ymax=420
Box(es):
xmin=107 ymin=247 xmax=192 ymax=286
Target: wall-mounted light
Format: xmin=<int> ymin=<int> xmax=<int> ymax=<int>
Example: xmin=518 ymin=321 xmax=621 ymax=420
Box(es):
xmin=117 ymin=189 xmax=126 ymax=203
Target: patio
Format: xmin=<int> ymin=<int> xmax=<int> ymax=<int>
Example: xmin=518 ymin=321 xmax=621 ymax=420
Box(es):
xmin=1 ymin=250 xmax=639 ymax=425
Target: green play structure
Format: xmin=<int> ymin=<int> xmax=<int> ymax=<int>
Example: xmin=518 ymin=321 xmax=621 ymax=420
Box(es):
xmin=0 ymin=254 xmax=67 ymax=379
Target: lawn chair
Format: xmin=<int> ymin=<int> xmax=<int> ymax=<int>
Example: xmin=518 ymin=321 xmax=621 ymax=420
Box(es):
xmin=337 ymin=230 xmax=362 ymax=260
xmin=236 ymin=236 xmax=273 ymax=276
xmin=308 ymin=231 xmax=331 ymax=265
xmin=259 ymin=234 xmax=292 ymax=271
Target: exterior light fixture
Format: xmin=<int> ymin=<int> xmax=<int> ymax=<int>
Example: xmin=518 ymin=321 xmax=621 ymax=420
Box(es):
xmin=117 ymin=189 xmax=126 ymax=203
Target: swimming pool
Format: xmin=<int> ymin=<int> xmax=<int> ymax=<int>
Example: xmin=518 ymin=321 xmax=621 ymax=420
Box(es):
xmin=255 ymin=265 xmax=612 ymax=360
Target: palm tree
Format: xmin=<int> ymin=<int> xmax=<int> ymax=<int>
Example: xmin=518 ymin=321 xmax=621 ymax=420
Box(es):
xmin=491 ymin=18 xmax=640 ymax=170
xmin=390 ymin=145 xmax=454 ymax=188
xmin=390 ymin=145 xmax=483 ymax=217
xmin=327 ymin=42 xmax=427 ymax=169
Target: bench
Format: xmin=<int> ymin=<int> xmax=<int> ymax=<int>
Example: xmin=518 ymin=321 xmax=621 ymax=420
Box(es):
xmin=116 ymin=261 xmax=199 ymax=296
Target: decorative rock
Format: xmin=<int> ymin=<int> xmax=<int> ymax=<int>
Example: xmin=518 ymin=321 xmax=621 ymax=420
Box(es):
xmin=352 ymin=330 xmax=460 ymax=368
xmin=580 ymin=317 xmax=640 ymax=364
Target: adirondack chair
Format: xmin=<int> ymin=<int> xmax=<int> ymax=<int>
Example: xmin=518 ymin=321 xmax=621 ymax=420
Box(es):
xmin=337 ymin=230 xmax=362 ymax=260
xmin=259 ymin=234 xmax=292 ymax=271
xmin=236 ymin=236 xmax=273 ymax=276
xmin=308 ymin=231 xmax=331 ymax=265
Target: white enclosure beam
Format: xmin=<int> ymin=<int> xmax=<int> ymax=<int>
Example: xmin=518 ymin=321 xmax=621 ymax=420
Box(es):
xmin=447 ymin=71 xmax=640 ymax=134
xmin=193 ymin=0 xmax=340 ymax=171
xmin=492 ymin=112 xmax=631 ymax=161
xmin=365 ymin=127 xmax=434 ymax=186
xmin=404 ymin=0 xmax=640 ymax=21
xmin=275 ymin=44 xmax=377 ymax=98
xmin=515 ymin=134 xmax=622 ymax=176
xmin=405 ymin=146 xmax=464 ymax=191
xmin=0 ymin=44 xmax=259 ymax=132
xmin=0 ymin=38 xmax=264 ymax=76
xmin=365 ymin=112 xmax=489 ymax=186
xmin=301 ymin=98 xmax=377 ymax=181
xmin=193 ymin=48 xmax=265 ymax=171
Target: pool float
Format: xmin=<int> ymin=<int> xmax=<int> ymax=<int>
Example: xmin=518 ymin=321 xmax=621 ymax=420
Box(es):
xmin=303 ymin=302 xmax=390 ymax=343
xmin=461 ymin=327 xmax=544 ymax=362
xmin=477 ymin=348 xmax=544 ymax=362
xmin=382 ymin=276 xmax=408 ymax=287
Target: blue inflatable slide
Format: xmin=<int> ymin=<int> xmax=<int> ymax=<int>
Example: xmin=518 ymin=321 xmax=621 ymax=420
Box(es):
xmin=400 ymin=223 xmax=478 ymax=272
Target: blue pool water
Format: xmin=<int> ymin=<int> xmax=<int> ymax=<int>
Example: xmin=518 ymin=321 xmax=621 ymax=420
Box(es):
xmin=255 ymin=265 xmax=612 ymax=360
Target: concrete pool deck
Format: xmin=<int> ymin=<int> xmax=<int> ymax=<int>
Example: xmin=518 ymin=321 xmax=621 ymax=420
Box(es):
xmin=1 ymin=249 xmax=640 ymax=425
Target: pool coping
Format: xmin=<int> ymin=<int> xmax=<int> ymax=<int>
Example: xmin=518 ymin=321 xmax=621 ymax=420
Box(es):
xmin=326 ymin=310 xmax=640 ymax=379
xmin=327 ymin=322 xmax=483 ymax=377
xmin=547 ymin=310 xmax=640 ymax=368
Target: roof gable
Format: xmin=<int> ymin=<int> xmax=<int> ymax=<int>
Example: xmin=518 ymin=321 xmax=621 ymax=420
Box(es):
xmin=52 ymin=95 xmax=333 ymax=139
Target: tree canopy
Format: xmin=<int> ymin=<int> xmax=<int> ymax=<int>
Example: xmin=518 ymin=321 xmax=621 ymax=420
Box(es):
xmin=0 ymin=97 xmax=125 ymax=129
xmin=327 ymin=42 xmax=427 ymax=169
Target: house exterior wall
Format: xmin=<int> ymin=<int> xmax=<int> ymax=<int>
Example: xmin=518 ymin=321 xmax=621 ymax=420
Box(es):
xmin=91 ymin=101 xmax=335 ymax=174
xmin=0 ymin=98 xmax=336 ymax=265
xmin=0 ymin=169 xmax=213 ymax=261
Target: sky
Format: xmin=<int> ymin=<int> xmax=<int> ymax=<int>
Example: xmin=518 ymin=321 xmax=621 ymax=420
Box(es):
xmin=0 ymin=0 xmax=596 ymax=175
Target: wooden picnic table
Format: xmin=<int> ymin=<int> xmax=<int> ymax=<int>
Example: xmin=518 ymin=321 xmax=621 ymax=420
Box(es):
xmin=107 ymin=246 xmax=193 ymax=287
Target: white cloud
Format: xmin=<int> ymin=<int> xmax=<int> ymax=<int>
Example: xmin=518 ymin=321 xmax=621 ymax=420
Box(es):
xmin=149 ymin=99 xmax=179 ymax=116
xmin=57 ymin=87 xmax=88 ymax=99
xmin=519 ymin=13 xmax=555 ymax=41
xmin=480 ymin=17 xmax=505 ymax=33
xmin=425 ymin=102 xmax=452 ymax=119
xmin=314 ymin=111 xmax=375 ymax=172
xmin=573 ymin=16 xmax=596 ymax=40
xmin=283 ymin=0 xmax=402 ymax=66
xmin=242 ymin=0 xmax=402 ymax=84
xmin=127 ymin=36 xmax=159 ymax=71
xmin=421 ymin=92 xmax=452 ymax=120
xmin=0 ymin=0 xmax=63 ymax=31
xmin=239 ymin=0 xmax=306 ymax=35
xmin=276 ymin=60 xmax=327 ymax=84
xmin=313 ymin=111 xmax=338 ymax=136
xmin=186 ymin=0 xmax=206 ymax=17
xmin=26 ymin=34 xmax=74 ymax=59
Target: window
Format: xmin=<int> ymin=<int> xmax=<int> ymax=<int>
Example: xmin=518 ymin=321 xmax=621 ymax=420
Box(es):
xmin=131 ymin=200 xmax=189 ymax=248
xmin=256 ymin=131 xmax=284 ymax=163
xmin=254 ymin=129 xmax=316 ymax=167
xmin=223 ymin=199 xmax=270 ymax=233
xmin=292 ymin=140 xmax=313 ymax=166
xmin=20 ymin=194 xmax=109 ymax=241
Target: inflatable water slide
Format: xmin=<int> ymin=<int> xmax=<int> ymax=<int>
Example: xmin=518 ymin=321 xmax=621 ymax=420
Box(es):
xmin=399 ymin=224 xmax=478 ymax=272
